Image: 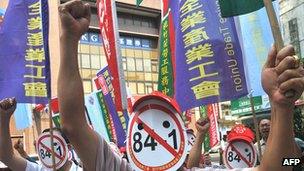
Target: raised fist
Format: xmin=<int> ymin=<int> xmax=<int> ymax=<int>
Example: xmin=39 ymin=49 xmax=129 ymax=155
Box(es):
xmin=58 ymin=0 xmax=91 ymax=41
xmin=0 ymin=97 xmax=17 ymax=119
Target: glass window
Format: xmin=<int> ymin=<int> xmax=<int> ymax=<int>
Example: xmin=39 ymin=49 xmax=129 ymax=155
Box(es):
xmin=137 ymin=73 xmax=145 ymax=80
xmin=137 ymin=83 xmax=145 ymax=94
xmin=135 ymin=58 xmax=143 ymax=71
xmin=143 ymin=59 xmax=151 ymax=72
xmin=127 ymin=72 xmax=136 ymax=80
xmin=127 ymin=58 xmax=135 ymax=71
xmin=82 ymin=69 xmax=91 ymax=79
xmin=91 ymin=55 xmax=100 ymax=69
xmin=122 ymin=57 xmax=127 ymax=71
xmin=129 ymin=82 xmax=137 ymax=95
xmin=145 ymin=73 xmax=152 ymax=81
xmin=121 ymin=48 xmax=126 ymax=56
xmin=126 ymin=49 xmax=134 ymax=57
xmin=81 ymin=54 xmax=90 ymax=68
xmin=151 ymin=50 xmax=158 ymax=59
xmin=152 ymin=73 xmax=158 ymax=81
xmin=134 ymin=49 xmax=142 ymax=58
xmin=151 ymin=59 xmax=158 ymax=72
xmin=153 ymin=83 xmax=158 ymax=91
xmin=145 ymin=83 xmax=153 ymax=94
xmin=100 ymin=55 xmax=107 ymax=69
xmin=80 ymin=44 xmax=90 ymax=53
xmin=90 ymin=45 xmax=99 ymax=54
xmin=83 ymin=80 xmax=92 ymax=94
xmin=142 ymin=50 xmax=150 ymax=58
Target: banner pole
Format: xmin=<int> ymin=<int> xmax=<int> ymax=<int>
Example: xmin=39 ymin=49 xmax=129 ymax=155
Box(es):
xmin=48 ymin=99 xmax=56 ymax=171
xmin=248 ymin=91 xmax=262 ymax=159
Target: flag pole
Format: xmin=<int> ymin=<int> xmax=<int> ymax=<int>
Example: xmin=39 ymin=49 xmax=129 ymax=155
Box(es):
xmin=48 ymin=100 xmax=56 ymax=171
xmin=262 ymin=0 xmax=283 ymax=50
xmin=248 ymin=91 xmax=263 ymax=159
xmin=262 ymin=0 xmax=295 ymax=98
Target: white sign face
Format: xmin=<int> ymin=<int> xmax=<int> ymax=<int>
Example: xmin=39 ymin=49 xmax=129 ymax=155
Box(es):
xmin=127 ymin=99 xmax=187 ymax=171
xmin=224 ymin=140 xmax=257 ymax=169
xmin=37 ymin=131 xmax=68 ymax=170
xmin=187 ymin=131 xmax=196 ymax=153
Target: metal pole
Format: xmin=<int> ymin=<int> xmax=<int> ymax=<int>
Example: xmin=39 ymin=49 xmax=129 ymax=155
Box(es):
xmin=248 ymin=91 xmax=263 ymax=159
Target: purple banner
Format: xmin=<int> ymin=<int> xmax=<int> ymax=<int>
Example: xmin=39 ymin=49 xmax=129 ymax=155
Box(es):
xmin=0 ymin=0 xmax=50 ymax=104
xmin=173 ymin=0 xmax=248 ymax=111
xmin=97 ymin=66 xmax=127 ymax=147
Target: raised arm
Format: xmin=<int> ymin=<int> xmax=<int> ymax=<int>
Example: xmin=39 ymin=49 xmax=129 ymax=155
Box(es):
xmin=187 ymin=118 xmax=210 ymax=168
xmin=58 ymin=1 xmax=98 ymax=170
xmin=259 ymin=45 xmax=304 ymax=171
xmin=0 ymin=98 xmax=26 ymax=170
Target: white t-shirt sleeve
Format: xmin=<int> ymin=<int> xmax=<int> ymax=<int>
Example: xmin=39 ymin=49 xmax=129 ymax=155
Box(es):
xmin=26 ymin=161 xmax=50 ymax=171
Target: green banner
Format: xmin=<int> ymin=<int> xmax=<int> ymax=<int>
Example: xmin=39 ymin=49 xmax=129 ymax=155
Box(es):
xmin=231 ymin=96 xmax=262 ymax=116
xmin=199 ymin=106 xmax=210 ymax=152
xmin=219 ymin=0 xmax=275 ymax=17
xmin=97 ymin=91 xmax=113 ymax=140
xmin=158 ymin=14 xmax=174 ymax=97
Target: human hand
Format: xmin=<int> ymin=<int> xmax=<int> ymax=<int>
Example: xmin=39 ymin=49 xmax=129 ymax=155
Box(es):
xmin=14 ymin=139 xmax=24 ymax=152
xmin=0 ymin=97 xmax=17 ymax=120
xmin=58 ymin=0 xmax=91 ymax=41
xmin=261 ymin=45 xmax=304 ymax=107
xmin=195 ymin=118 xmax=210 ymax=136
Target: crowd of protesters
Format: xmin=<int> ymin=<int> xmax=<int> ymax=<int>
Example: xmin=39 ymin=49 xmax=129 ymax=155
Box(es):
xmin=1 ymin=0 xmax=304 ymax=170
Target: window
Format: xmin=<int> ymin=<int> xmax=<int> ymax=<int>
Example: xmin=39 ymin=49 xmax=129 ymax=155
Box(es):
xmin=122 ymin=57 xmax=127 ymax=71
xmin=288 ymin=18 xmax=301 ymax=57
xmin=127 ymin=58 xmax=135 ymax=71
xmin=129 ymin=82 xmax=137 ymax=95
xmin=80 ymin=44 xmax=90 ymax=53
xmin=81 ymin=54 xmax=91 ymax=68
xmin=83 ymin=80 xmax=92 ymax=94
xmin=136 ymin=58 xmax=143 ymax=71
xmin=144 ymin=59 xmax=151 ymax=72
xmin=90 ymin=46 xmax=99 ymax=54
xmin=151 ymin=59 xmax=158 ymax=72
xmin=137 ymin=83 xmax=145 ymax=94
xmin=91 ymin=55 xmax=100 ymax=69
xmin=145 ymin=83 xmax=153 ymax=94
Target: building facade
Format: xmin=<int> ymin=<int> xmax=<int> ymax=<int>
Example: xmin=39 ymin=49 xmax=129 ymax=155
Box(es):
xmin=279 ymin=0 xmax=304 ymax=58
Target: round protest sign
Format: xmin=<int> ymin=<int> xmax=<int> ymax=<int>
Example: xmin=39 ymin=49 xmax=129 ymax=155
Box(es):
xmin=127 ymin=98 xmax=187 ymax=171
xmin=224 ymin=140 xmax=257 ymax=169
xmin=37 ymin=131 xmax=68 ymax=169
xmin=186 ymin=129 xmax=196 ymax=153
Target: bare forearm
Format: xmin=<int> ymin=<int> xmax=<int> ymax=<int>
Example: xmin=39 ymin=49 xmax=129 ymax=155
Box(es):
xmin=0 ymin=118 xmax=13 ymax=162
xmin=187 ymin=133 xmax=204 ymax=168
xmin=58 ymin=35 xmax=87 ymax=130
xmin=260 ymin=103 xmax=294 ymax=171
xmin=0 ymin=117 xmax=26 ymax=170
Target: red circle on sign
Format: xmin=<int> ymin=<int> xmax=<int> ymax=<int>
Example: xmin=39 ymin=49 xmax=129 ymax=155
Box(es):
xmin=224 ymin=140 xmax=256 ymax=169
xmin=128 ymin=103 xmax=186 ymax=170
xmin=37 ymin=134 xmax=67 ymax=169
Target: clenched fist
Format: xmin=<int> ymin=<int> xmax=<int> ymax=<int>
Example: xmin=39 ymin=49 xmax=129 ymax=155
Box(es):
xmin=0 ymin=97 xmax=17 ymax=120
xmin=59 ymin=0 xmax=91 ymax=41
